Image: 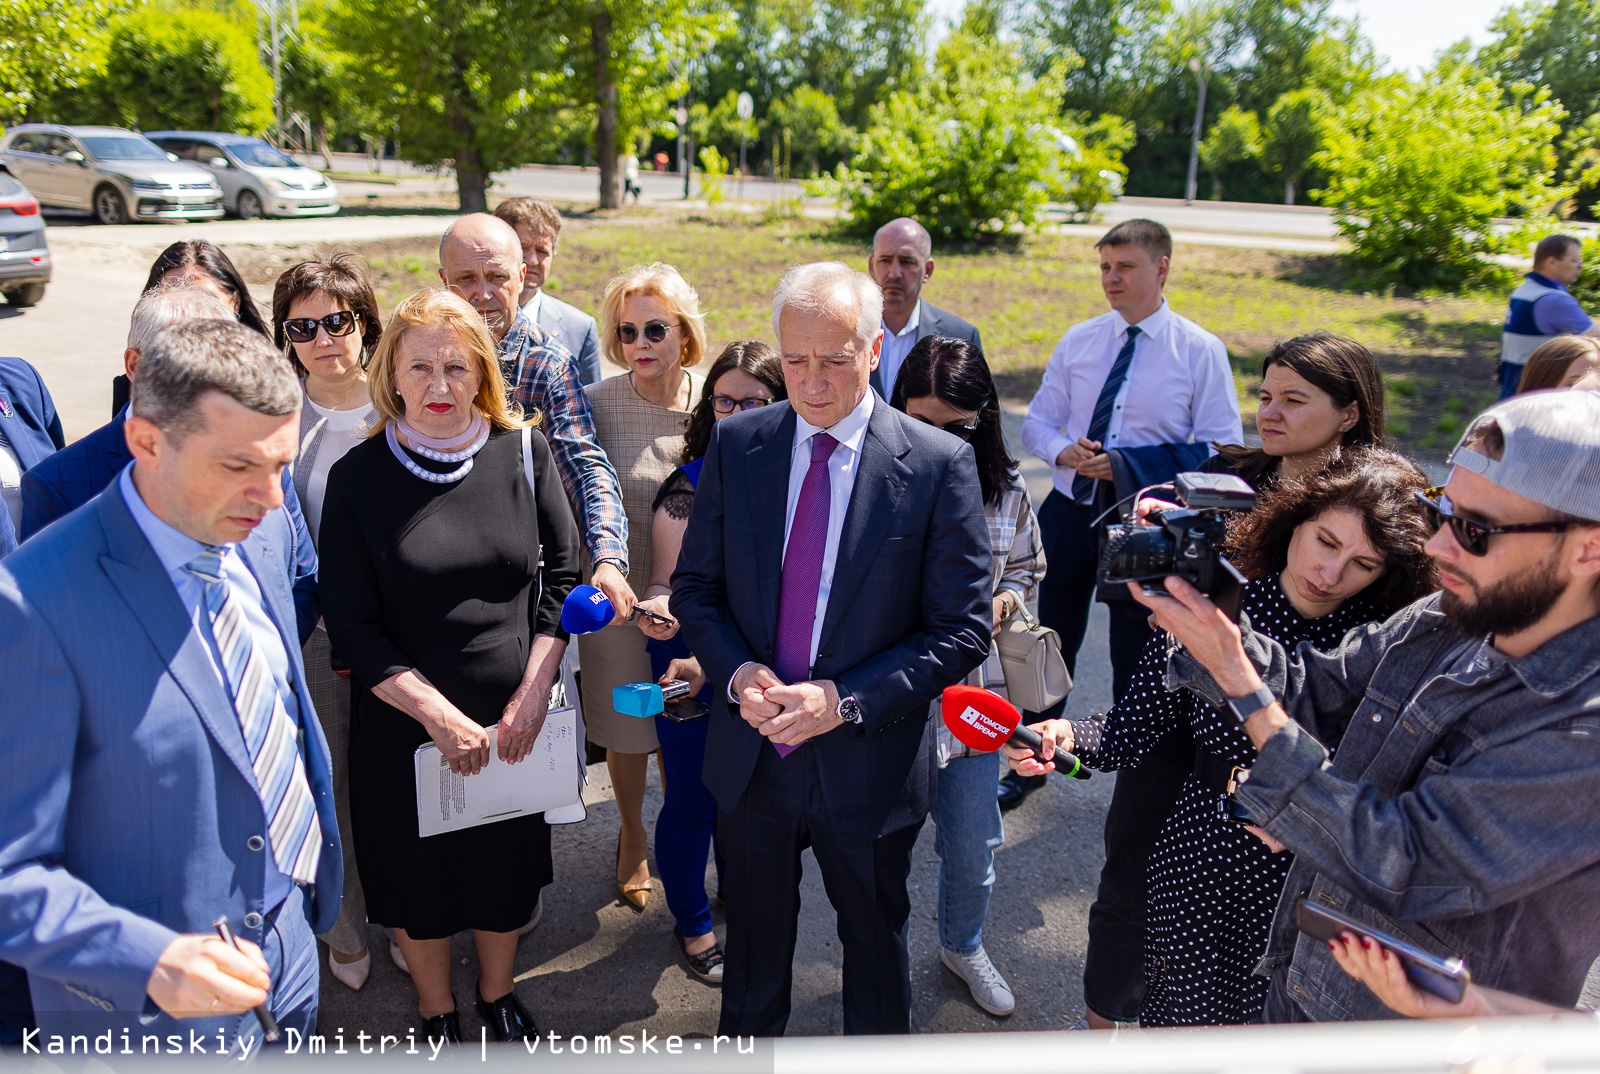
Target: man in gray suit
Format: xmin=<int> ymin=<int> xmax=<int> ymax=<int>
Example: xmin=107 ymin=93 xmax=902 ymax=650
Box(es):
xmin=494 ymin=198 xmax=603 ymax=385
xmin=868 ymin=217 xmax=983 ymax=398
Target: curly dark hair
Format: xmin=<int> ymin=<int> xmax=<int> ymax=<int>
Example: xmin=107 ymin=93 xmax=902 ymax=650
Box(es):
xmin=681 ymin=340 xmax=786 ymax=463
xmin=1226 ymin=446 xmax=1437 ymax=616
xmin=142 ymin=240 xmax=269 ymax=339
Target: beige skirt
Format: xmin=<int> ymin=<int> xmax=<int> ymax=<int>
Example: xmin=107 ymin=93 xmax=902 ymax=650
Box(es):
xmin=578 ymin=619 xmax=659 ymax=754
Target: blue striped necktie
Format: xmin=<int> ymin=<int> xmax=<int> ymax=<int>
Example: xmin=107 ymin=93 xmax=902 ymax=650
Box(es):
xmin=186 ymin=548 xmax=322 ymax=885
xmin=1071 ymin=324 xmax=1141 ymax=505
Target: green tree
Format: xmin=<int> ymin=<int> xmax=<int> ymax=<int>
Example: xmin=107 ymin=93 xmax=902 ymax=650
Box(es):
xmin=330 ymin=0 xmax=569 ymax=212
xmin=1261 ymin=87 xmax=1330 ymax=204
xmin=1479 ymin=0 xmax=1600 ymax=130
xmin=1197 ymin=104 xmax=1259 ymax=199
xmin=99 ymin=5 xmax=273 ymax=133
xmin=838 ymin=2 xmax=1067 ymax=242
xmin=765 ymin=85 xmax=854 ymax=176
xmin=1050 ymin=112 xmax=1135 ymax=216
xmin=1314 ymin=62 xmax=1569 ymax=290
xmin=1020 ymin=0 xmax=1165 ymax=115
xmin=0 ymin=0 xmax=126 ymax=125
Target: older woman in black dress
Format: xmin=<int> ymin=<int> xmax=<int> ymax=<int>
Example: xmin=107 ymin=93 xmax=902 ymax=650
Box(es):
xmin=320 ymin=288 xmax=580 ymax=1044
xmin=1009 ymin=448 xmax=1436 ymax=1026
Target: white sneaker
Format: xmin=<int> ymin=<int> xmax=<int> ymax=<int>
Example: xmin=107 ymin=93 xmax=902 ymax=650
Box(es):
xmin=940 ymin=946 xmax=1015 ymax=1017
xmin=327 ymin=947 xmax=370 ymax=991
xmin=519 ymin=895 xmax=543 ymax=936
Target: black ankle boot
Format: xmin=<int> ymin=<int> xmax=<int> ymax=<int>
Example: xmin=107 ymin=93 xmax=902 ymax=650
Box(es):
xmin=476 ymin=989 xmax=537 ymax=1042
xmin=425 ymin=1008 xmax=462 ymax=1045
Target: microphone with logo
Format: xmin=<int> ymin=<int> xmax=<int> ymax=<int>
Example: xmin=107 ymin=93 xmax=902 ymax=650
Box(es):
xmin=941 ymin=684 xmax=1091 ymax=780
xmin=560 ymin=584 xmax=677 ymax=635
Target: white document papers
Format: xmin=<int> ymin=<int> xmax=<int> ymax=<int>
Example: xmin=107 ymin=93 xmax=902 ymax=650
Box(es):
xmin=413 ymin=660 xmax=586 ymax=837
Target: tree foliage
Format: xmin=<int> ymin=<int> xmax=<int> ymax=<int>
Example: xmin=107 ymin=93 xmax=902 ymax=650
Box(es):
xmin=1197 ymin=104 xmax=1259 ymax=198
xmin=1314 ymin=62 xmax=1569 ymax=290
xmin=1260 ymin=87 xmax=1331 ymax=204
xmin=837 ymin=3 xmax=1067 ymax=242
xmin=765 ymin=85 xmax=855 ymax=177
xmin=0 ymin=0 xmax=126 ymax=125
xmin=328 ymin=0 xmax=570 ymax=212
xmin=98 ymin=5 xmax=273 ymax=134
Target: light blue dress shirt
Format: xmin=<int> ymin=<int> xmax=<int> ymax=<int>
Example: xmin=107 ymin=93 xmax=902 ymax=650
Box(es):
xmin=118 ymin=464 xmax=299 ymax=909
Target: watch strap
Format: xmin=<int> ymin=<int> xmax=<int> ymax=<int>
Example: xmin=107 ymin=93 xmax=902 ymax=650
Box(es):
xmin=1225 ymin=684 xmax=1276 ymax=725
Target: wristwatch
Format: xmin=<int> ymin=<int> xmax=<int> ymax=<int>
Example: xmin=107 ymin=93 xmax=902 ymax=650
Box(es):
xmin=1224 ymin=684 xmax=1276 ymax=726
xmin=837 ymin=694 xmax=864 ymax=725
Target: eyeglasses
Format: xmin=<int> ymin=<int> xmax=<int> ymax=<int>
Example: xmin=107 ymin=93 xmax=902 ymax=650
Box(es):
xmin=712 ymin=395 xmax=773 ymax=414
xmin=940 ymin=421 xmax=979 ymax=440
xmin=282 ymin=310 xmax=358 ymax=343
xmin=1414 ymin=487 xmax=1580 ymax=557
xmin=615 ymin=320 xmax=681 ymax=345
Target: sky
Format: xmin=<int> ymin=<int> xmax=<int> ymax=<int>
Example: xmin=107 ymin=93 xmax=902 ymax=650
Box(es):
xmin=925 ymin=0 xmax=1515 ymax=74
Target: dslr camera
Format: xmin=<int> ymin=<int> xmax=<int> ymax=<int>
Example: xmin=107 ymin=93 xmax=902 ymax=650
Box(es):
xmin=1098 ymin=472 xmax=1256 ymax=618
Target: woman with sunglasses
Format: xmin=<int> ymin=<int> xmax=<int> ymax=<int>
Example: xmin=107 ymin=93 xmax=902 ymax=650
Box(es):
xmin=883 ymin=335 xmax=1046 ymax=1017
xmin=635 ymin=340 xmax=785 ymax=982
xmin=582 ymin=263 xmax=708 ymax=913
xmin=1009 ymin=447 xmax=1437 ymax=1027
xmin=270 ymin=255 xmax=383 ymax=990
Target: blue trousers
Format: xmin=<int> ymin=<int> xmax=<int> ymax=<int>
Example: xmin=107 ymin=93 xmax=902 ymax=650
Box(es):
xmin=647 ymin=637 xmax=722 ymax=939
xmin=1498 ymin=360 xmax=1525 ymax=399
xmin=932 ymin=752 xmax=1004 ymax=954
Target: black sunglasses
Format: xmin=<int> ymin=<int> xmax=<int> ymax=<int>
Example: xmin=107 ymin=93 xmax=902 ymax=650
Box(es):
xmin=283 ymin=310 xmax=358 ymax=343
xmin=913 ymin=415 xmax=979 ymax=440
xmin=712 ymin=394 xmax=773 ymax=414
xmin=615 ymin=320 xmax=682 ymax=345
xmin=1414 ymin=487 xmax=1579 ymax=557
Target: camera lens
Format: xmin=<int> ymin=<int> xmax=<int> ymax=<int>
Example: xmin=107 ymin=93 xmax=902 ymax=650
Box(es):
xmin=1099 ymin=524 xmax=1176 ymax=584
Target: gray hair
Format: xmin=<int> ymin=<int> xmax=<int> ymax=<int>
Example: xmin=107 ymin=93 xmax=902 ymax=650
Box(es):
xmin=131 ymin=320 xmax=301 ymax=443
xmin=771 ymin=262 xmax=883 ymax=350
xmin=126 ymin=287 xmax=236 ymax=353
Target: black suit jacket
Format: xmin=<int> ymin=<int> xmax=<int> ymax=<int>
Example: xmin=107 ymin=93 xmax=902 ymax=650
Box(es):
xmin=869 ymin=302 xmax=984 ymax=397
xmin=671 ymin=399 xmax=993 ymax=841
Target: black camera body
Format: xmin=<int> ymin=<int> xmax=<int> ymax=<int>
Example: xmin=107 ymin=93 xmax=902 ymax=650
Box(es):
xmin=1098 ymin=472 xmax=1256 ymax=617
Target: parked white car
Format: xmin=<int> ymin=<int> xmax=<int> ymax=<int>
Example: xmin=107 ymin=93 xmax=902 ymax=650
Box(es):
xmin=146 ymin=131 xmax=339 ymax=219
xmin=0 ymin=124 xmax=223 ymax=224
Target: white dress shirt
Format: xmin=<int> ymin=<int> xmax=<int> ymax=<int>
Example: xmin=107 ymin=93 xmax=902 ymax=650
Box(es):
xmin=1021 ymin=299 xmax=1243 ymax=497
xmin=0 ymin=433 xmax=21 ymax=536
xmin=729 ymin=389 xmax=875 ymax=697
xmin=878 ymin=299 xmax=922 ymax=398
xmin=519 ymin=288 xmax=545 ymax=326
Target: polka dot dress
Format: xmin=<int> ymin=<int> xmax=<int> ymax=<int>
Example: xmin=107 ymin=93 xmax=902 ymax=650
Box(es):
xmin=1070 ymin=576 xmax=1378 ymax=1027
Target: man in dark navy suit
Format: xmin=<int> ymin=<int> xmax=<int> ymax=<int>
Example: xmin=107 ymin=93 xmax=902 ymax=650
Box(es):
xmin=672 ymin=262 xmax=992 ymax=1036
xmin=867 ymin=217 xmax=983 ymax=399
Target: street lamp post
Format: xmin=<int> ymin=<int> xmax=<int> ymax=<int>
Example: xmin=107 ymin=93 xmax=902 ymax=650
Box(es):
xmin=736 ymin=91 xmax=753 ymax=203
xmin=1184 ymin=56 xmax=1209 ymax=206
xmin=677 ymin=102 xmax=689 ymax=199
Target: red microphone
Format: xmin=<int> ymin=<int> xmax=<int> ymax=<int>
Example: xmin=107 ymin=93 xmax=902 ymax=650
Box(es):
xmin=941 ymin=685 xmax=1091 ymax=780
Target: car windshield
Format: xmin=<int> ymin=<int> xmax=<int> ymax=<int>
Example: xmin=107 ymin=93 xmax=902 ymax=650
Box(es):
xmin=81 ymin=136 xmax=169 ymax=161
xmin=229 ymin=142 xmax=297 ymax=168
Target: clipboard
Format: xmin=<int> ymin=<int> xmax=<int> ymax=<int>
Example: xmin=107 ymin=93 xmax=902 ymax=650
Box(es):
xmin=413 ymin=658 xmax=587 ymax=836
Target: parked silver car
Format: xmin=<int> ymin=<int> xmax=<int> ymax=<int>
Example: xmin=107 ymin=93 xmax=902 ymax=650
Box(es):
xmin=0 ymin=124 xmax=224 ymax=225
xmin=0 ymin=171 xmax=50 ymax=306
xmin=146 ymin=132 xmax=339 ymax=219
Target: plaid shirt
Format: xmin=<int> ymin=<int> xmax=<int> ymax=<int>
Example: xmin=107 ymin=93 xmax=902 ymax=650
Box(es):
xmin=498 ymin=313 xmax=629 ymax=570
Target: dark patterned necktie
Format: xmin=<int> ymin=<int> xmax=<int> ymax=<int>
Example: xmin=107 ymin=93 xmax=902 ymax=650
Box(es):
xmin=1072 ymin=324 xmax=1141 ymax=505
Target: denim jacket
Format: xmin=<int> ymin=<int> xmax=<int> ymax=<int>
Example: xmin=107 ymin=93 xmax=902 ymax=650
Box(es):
xmin=1167 ymin=592 xmax=1600 ymax=1021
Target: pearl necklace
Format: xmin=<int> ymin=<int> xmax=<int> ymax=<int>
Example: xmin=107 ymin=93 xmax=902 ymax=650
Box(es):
xmin=385 ymin=415 xmax=490 ymax=484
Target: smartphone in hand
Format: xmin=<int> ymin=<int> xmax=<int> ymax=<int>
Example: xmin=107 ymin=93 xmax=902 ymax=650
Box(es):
xmin=1296 ymin=900 xmax=1470 ymax=1004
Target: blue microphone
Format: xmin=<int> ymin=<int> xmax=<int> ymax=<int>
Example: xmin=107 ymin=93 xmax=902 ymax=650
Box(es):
xmin=612 ymin=679 xmax=692 ymax=719
xmin=561 ymin=584 xmax=615 ymax=634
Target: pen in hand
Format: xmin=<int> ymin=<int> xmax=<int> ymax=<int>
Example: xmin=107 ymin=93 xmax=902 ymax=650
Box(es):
xmin=212 ymin=916 xmax=280 ymax=1043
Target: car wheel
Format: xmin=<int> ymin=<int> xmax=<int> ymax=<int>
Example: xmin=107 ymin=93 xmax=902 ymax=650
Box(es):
xmin=3 ymin=282 xmax=46 ymax=307
xmin=237 ymin=190 xmax=263 ymax=220
xmin=93 ymin=185 xmax=128 ymax=225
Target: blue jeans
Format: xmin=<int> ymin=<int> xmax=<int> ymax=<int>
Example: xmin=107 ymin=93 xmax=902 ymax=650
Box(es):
xmin=932 ymin=752 xmax=1004 ymax=954
xmin=648 ymin=637 xmax=722 ymax=939
xmin=1498 ymin=360 xmax=1525 ymax=398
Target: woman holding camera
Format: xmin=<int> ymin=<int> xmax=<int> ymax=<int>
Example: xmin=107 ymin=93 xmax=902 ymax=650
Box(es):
xmin=1009 ymin=448 xmax=1436 ymax=1026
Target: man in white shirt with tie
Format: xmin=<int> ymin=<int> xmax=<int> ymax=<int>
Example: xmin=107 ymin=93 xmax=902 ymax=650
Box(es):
xmin=1020 ymin=217 xmax=1241 ymax=1029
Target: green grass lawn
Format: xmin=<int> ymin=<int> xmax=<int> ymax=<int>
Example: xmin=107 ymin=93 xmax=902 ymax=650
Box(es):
xmin=316 ymin=211 xmax=1507 ymax=461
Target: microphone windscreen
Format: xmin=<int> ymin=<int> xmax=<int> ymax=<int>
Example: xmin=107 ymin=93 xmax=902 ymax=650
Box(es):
xmin=561 ymin=584 xmax=615 ymax=635
xmin=941 ymin=685 xmax=1023 ymax=754
xmin=613 ymin=682 xmax=664 ymax=718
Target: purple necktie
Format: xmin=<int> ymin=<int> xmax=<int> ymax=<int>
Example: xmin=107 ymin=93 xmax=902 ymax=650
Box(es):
xmin=770 ymin=432 xmax=838 ymax=756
